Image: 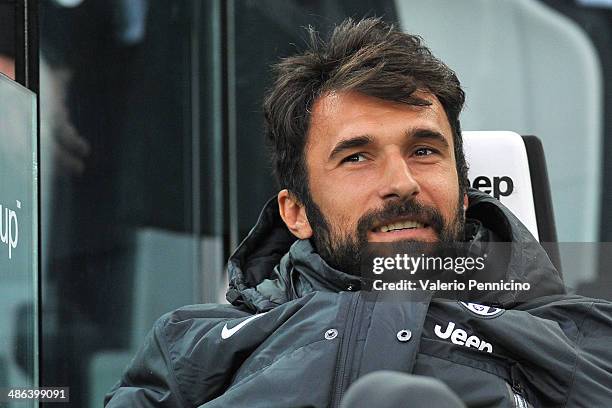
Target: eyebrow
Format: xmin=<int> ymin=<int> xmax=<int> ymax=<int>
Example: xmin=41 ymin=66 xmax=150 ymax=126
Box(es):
xmin=410 ymin=129 xmax=450 ymax=149
xmin=328 ymin=135 xmax=374 ymax=161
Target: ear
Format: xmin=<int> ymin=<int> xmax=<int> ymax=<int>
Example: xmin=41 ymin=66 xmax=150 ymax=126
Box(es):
xmin=463 ymin=192 xmax=469 ymax=212
xmin=278 ymin=189 xmax=313 ymax=239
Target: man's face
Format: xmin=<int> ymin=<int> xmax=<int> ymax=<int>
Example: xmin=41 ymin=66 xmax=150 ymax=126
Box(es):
xmin=284 ymin=90 xmax=467 ymax=272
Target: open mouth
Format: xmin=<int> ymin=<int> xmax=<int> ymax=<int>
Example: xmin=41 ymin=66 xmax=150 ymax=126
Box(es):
xmin=373 ymin=219 xmax=427 ymax=233
xmin=368 ymin=216 xmax=437 ymax=242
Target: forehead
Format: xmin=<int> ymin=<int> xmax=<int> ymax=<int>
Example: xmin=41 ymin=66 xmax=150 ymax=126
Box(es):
xmin=306 ymin=90 xmax=453 ymax=151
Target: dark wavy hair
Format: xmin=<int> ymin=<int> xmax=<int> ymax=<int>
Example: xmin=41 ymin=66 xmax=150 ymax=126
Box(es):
xmin=264 ymin=17 xmax=467 ymax=204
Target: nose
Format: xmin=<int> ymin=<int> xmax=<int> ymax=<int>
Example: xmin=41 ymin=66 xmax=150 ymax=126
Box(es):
xmin=378 ymin=151 xmax=420 ymax=201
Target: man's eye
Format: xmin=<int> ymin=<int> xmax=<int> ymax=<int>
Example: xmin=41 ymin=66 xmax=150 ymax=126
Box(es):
xmin=341 ymin=153 xmax=367 ymax=163
xmin=414 ymin=147 xmax=435 ymax=157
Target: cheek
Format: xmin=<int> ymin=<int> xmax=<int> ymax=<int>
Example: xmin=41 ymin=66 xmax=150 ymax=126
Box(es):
xmin=313 ymin=178 xmax=370 ymax=230
xmin=414 ymin=166 xmax=460 ymax=216
xmin=325 ymin=188 xmax=361 ymax=225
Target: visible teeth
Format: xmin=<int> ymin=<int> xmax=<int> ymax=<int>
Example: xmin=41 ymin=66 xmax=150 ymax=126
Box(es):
xmin=378 ymin=221 xmax=424 ymax=232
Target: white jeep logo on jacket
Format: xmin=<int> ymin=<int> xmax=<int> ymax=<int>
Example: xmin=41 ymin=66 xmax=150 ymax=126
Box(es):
xmin=434 ymin=321 xmax=493 ymax=353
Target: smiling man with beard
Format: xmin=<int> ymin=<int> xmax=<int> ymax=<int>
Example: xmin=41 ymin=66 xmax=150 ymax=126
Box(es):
xmin=106 ymin=18 xmax=612 ymax=408
xmin=275 ymin=88 xmax=467 ymax=274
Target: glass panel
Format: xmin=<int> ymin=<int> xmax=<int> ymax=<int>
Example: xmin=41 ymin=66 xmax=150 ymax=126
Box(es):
xmin=538 ymin=0 xmax=612 ymax=300
xmin=0 ymin=74 xmax=38 ymax=408
xmin=39 ymin=1 xmax=223 ymax=406
xmin=0 ymin=1 xmax=16 ymax=80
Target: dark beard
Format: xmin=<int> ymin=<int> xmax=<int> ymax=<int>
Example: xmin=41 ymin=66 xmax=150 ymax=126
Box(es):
xmin=303 ymin=193 xmax=466 ymax=274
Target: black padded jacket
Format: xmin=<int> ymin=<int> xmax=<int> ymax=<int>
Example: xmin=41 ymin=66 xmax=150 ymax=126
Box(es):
xmin=105 ymin=189 xmax=612 ymax=407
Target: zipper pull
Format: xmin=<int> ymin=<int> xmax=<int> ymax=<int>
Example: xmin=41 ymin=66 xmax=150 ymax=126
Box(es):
xmin=511 ymin=382 xmax=529 ymax=408
xmin=512 ymin=381 xmax=523 ymax=395
xmin=510 ymin=364 xmax=530 ymax=408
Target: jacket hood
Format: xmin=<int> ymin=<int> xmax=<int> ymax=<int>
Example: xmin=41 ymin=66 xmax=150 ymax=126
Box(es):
xmin=226 ymin=189 xmax=566 ymax=312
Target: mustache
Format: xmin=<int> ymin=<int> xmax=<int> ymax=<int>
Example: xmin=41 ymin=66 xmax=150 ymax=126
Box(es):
xmin=355 ymin=199 xmax=445 ymax=239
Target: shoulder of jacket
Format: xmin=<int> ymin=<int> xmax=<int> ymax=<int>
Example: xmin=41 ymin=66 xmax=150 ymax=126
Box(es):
xmin=153 ymin=303 xmax=253 ymax=341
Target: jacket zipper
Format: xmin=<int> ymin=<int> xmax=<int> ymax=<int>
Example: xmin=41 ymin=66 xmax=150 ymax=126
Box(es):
xmin=507 ymin=366 xmax=531 ymax=408
xmin=506 ymin=382 xmax=529 ymax=408
xmin=330 ymin=294 xmax=361 ymax=408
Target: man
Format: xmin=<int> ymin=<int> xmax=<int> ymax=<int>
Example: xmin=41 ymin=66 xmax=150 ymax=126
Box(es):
xmin=105 ymin=18 xmax=612 ymax=407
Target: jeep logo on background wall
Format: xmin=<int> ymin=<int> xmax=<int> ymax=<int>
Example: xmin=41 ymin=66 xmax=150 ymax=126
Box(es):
xmin=0 ymin=200 xmax=20 ymax=260
xmin=469 ymin=176 xmax=514 ymax=200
